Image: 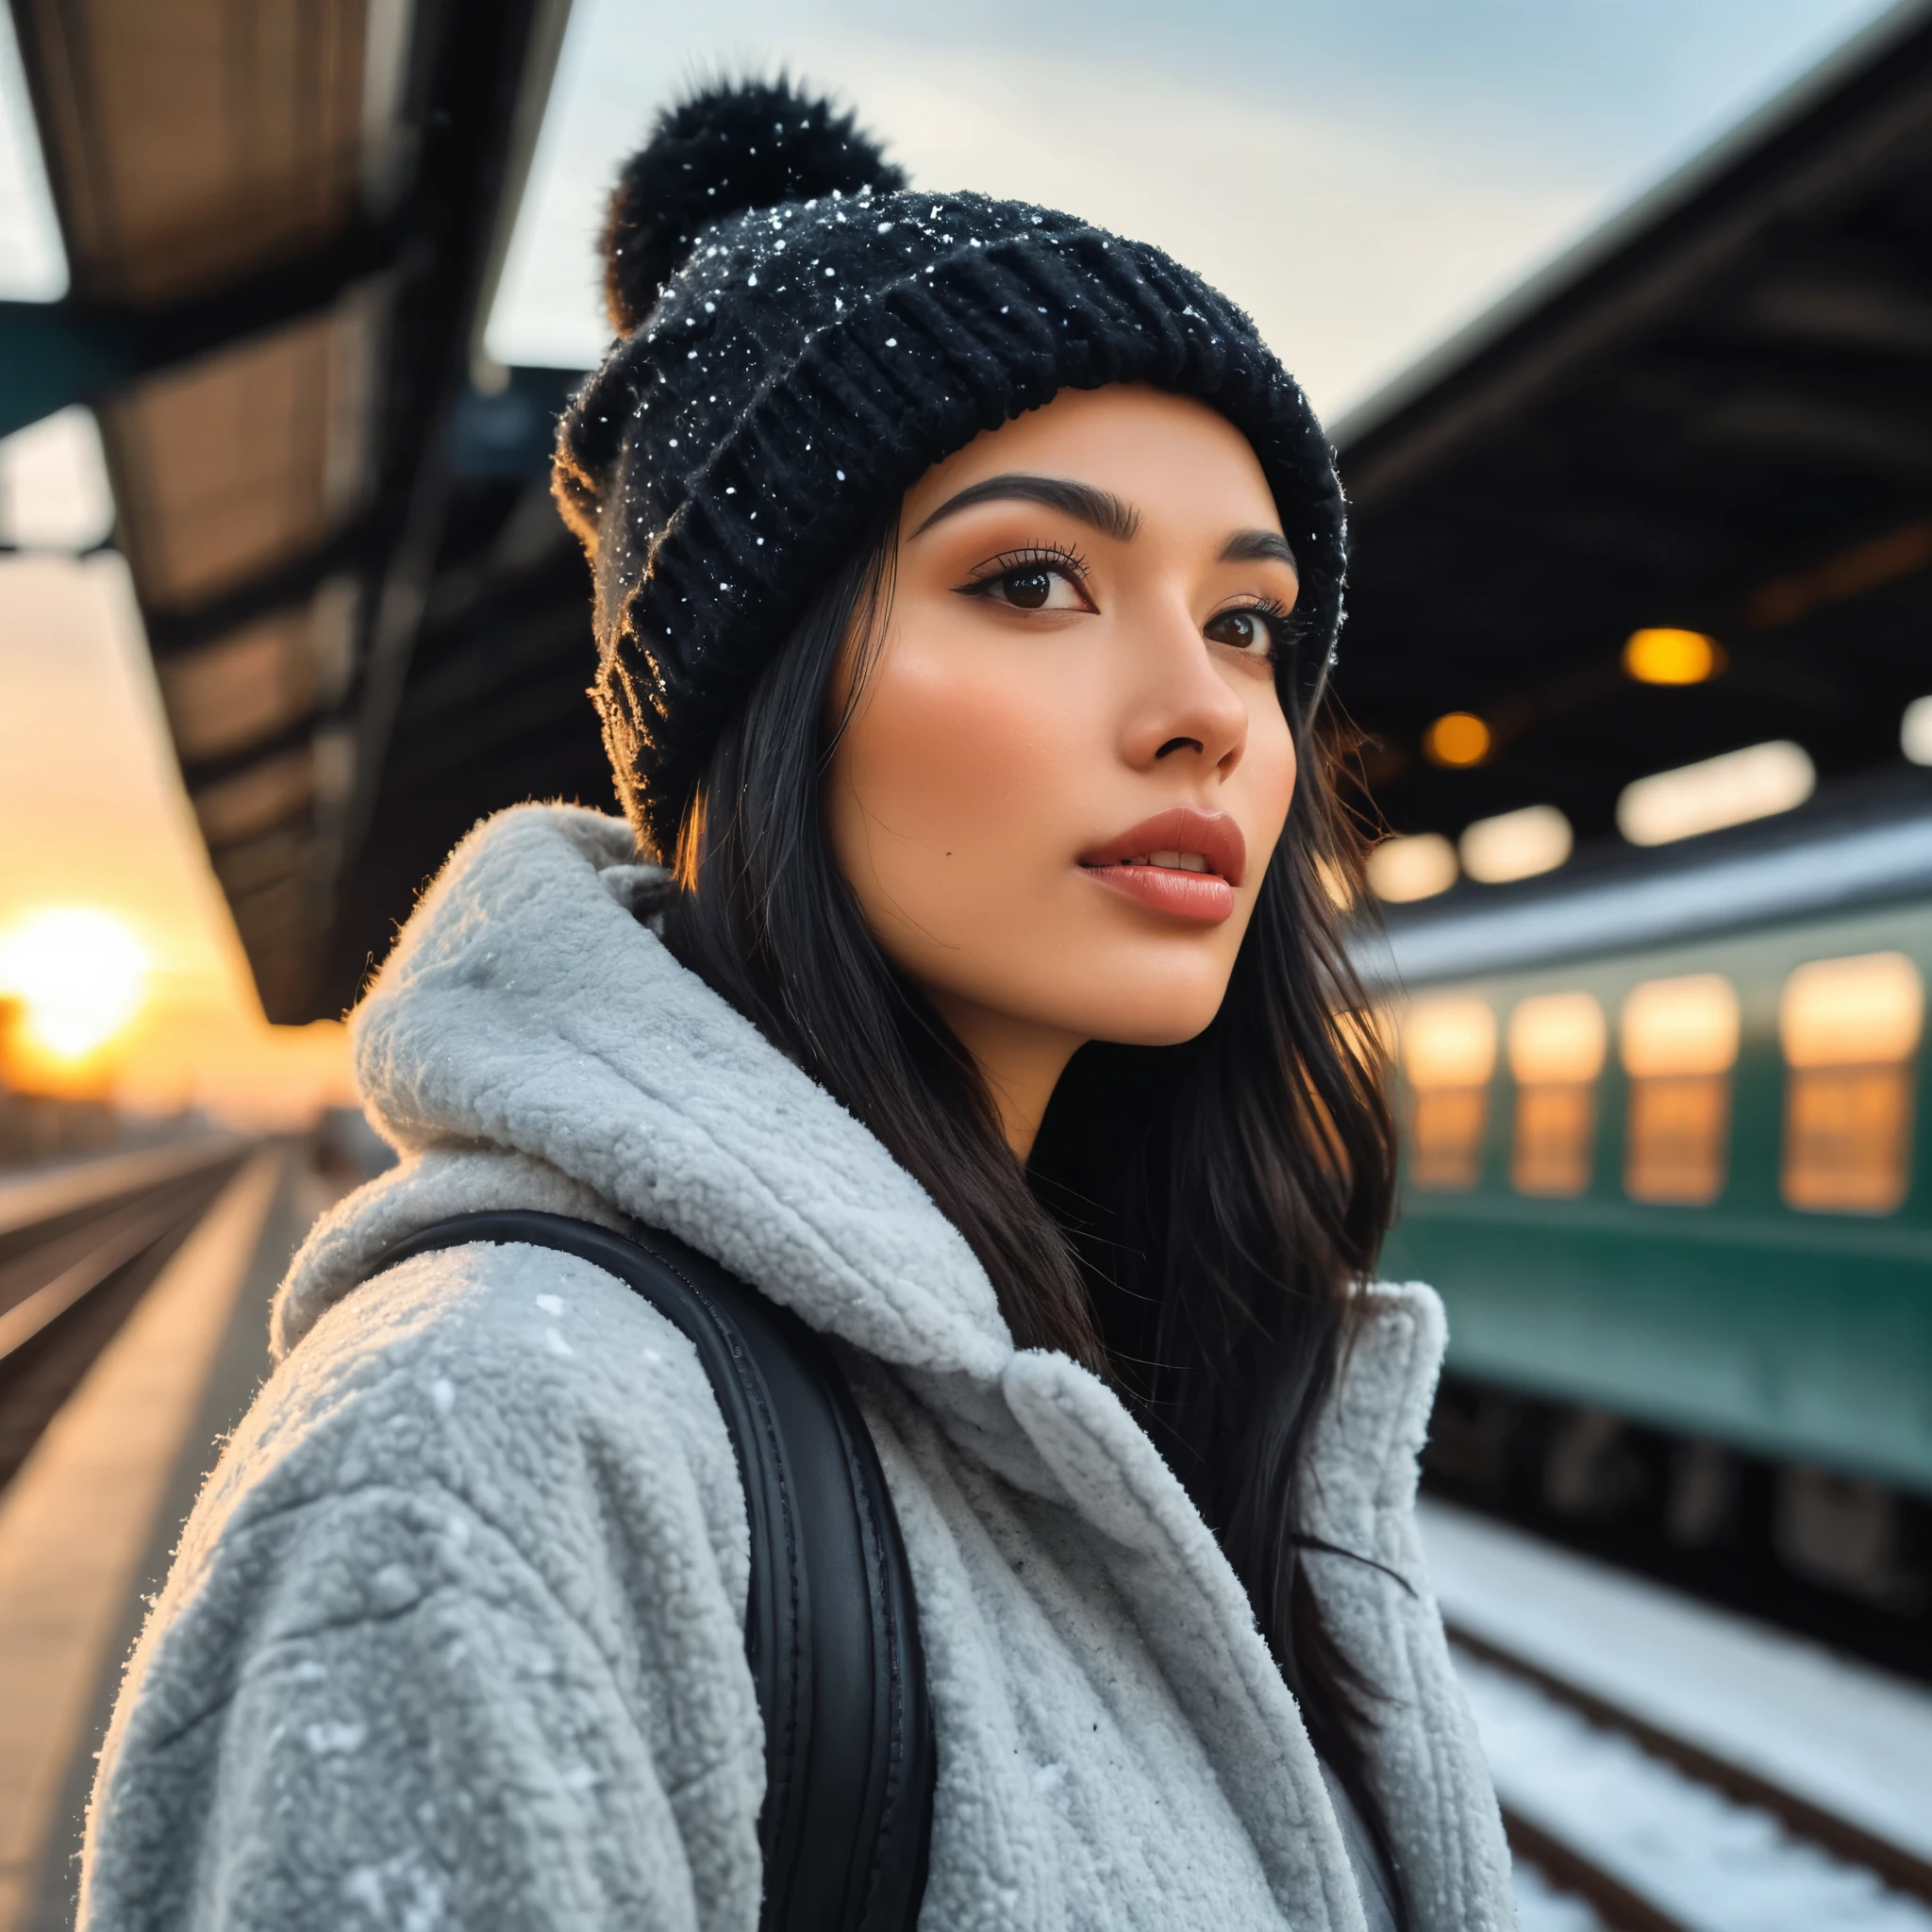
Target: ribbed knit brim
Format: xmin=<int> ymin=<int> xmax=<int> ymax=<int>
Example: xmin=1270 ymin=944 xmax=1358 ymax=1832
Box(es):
xmin=556 ymin=187 xmax=1346 ymax=856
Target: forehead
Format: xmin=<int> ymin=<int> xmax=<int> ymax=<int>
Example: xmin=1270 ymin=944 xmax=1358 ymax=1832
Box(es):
xmin=903 ymin=386 xmax=1282 ymax=541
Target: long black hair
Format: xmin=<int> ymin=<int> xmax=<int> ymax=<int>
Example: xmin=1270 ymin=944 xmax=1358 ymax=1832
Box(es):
xmin=655 ymin=507 xmax=1402 ymax=1878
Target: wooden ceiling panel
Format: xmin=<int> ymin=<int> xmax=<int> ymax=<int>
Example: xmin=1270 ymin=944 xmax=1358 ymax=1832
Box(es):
xmin=14 ymin=0 xmax=368 ymax=303
xmin=155 ymin=575 xmax=358 ymax=764
xmin=191 ymin=743 xmax=312 ymax=849
xmin=210 ymin=824 xmax=310 ymax=902
xmin=158 ymin=610 xmax=314 ymax=762
xmin=100 ymin=299 xmax=378 ymax=610
xmin=225 ymin=868 xmax=315 ymax=1020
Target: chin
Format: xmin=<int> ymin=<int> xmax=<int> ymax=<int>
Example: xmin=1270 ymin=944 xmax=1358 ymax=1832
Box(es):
xmin=1090 ymin=1008 xmax=1226 ymax=1050
xmin=1090 ymin=1018 xmax=1221 ymax=1051
xmin=1048 ymin=957 xmax=1236 ymax=1050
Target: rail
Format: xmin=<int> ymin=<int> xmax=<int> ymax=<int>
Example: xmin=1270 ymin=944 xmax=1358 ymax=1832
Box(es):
xmin=0 ymin=1138 xmax=247 ymax=1492
xmin=0 ymin=1142 xmax=282 ymax=1932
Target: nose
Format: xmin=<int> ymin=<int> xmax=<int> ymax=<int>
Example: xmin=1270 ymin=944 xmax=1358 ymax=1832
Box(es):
xmin=1117 ymin=596 xmax=1250 ymax=777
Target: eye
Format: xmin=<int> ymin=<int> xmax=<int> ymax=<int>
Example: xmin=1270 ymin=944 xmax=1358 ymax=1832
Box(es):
xmin=1204 ymin=606 xmax=1277 ymax=657
xmin=977 ymin=562 xmax=1088 ymax=611
xmin=958 ymin=543 xmax=1094 ymax=613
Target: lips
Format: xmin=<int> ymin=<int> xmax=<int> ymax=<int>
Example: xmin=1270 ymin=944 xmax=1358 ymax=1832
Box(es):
xmin=1078 ymin=808 xmax=1247 ymax=925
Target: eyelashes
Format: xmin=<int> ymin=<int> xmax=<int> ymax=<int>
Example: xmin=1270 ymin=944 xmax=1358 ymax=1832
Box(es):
xmin=1219 ymin=595 xmax=1297 ymax=658
xmin=958 ymin=541 xmax=1092 ymax=591
xmin=956 ymin=541 xmax=1095 ymax=616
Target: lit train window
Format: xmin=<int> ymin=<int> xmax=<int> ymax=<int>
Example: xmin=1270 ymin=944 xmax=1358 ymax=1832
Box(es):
xmin=1508 ymin=992 xmax=1607 ymax=1197
xmin=1621 ymin=974 xmax=1740 ymax=1205
xmin=1779 ymin=952 xmax=1924 ymax=1214
xmin=1401 ymin=996 xmax=1497 ymax=1190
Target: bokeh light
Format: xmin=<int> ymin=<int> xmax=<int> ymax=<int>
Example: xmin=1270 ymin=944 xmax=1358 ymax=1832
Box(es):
xmin=1903 ymin=693 xmax=1932 ymax=764
xmin=0 ymin=906 xmax=149 ymax=1060
xmin=1367 ymin=831 xmax=1459 ymax=904
xmin=1624 ymin=627 xmax=1725 ymax=685
xmin=1459 ymin=803 xmax=1574 ymax=884
xmin=1616 ymin=740 xmax=1816 ymax=846
xmin=1424 ymin=711 xmax=1492 ymax=767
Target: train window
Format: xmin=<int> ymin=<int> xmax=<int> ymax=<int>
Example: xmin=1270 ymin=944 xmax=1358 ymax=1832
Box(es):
xmin=1779 ymin=952 xmax=1924 ymax=1214
xmin=1508 ymin=992 xmax=1607 ymax=1196
xmin=1401 ymin=996 xmax=1497 ymax=1190
xmin=1621 ymin=974 xmax=1740 ymax=1205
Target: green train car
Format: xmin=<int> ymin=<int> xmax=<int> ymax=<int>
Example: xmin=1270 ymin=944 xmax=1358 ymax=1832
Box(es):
xmin=1372 ymin=786 xmax=1932 ymax=1671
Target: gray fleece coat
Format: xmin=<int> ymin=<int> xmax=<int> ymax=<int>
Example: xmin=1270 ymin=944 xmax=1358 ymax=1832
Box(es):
xmin=80 ymin=805 xmax=1513 ymax=1932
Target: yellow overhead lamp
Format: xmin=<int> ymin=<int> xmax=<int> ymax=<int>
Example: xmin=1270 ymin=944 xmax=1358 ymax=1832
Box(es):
xmin=1904 ymin=694 xmax=1932 ymax=765
xmin=1365 ymin=832 xmax=1458 ymax=904
xmin=1624 ymin=627 xmax=1725 ymax=685
xmin=1424 ymin=711 xmax=1491 ymax=767
xmin=1617 ymin=741 xmax=1815 ymax=846
xmin=1459 ymin=804 xmax=1573 ymax=884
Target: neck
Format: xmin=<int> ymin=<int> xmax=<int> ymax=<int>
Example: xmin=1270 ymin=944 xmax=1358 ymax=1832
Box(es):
xmin=924 ymin=993 xmax=1085 ymax=1163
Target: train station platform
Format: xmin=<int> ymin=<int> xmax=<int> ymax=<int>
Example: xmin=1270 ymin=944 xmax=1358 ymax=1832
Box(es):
xmin=0 ymin=1142 xmax=345 ymax=1932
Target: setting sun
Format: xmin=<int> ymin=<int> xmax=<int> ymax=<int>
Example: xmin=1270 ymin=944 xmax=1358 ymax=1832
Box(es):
xmin=0 ymin=906 xmax=150 ymax=1061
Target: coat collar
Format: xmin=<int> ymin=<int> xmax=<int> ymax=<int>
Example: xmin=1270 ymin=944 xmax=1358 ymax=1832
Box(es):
xmin=284 ymin=803 xmax=1010 ymax=1379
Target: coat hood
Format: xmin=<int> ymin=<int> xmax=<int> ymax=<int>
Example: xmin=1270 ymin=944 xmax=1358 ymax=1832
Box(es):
xmin=281 ymin=802 xmax=1010 ymax=1376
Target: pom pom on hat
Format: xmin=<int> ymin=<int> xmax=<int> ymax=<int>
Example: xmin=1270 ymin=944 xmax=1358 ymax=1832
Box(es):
xmin=601 ymin=76 xmax=907 ymax=335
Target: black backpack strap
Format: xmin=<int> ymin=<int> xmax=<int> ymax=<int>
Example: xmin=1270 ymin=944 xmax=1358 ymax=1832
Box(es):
xmin=362 ymin=1210 xmax=935 ymax=1932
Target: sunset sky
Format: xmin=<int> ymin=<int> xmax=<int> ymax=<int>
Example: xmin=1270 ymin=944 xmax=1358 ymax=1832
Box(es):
xmin=0 ymin=543 xmax=353 ymax=1124
xmin=0 ymin=0 xmax=1901 ymax=1126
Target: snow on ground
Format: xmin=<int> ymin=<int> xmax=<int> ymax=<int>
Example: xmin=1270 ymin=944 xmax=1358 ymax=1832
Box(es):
xmin=1419 ymin=1497 xmax=1932 ymax=1863
xmin=1457 ymin=1652 xmax=1932 ymax=1932
xmin=1511 ymin=1859 xmax=1611 ymax=1932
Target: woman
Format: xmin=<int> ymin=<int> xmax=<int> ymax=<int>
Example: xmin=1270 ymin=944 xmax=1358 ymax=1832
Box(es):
xmin=81 ymin=80 xmax=1512 ymax=1932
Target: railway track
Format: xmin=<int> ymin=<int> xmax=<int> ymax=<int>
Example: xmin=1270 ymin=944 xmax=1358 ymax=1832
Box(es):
xmin=1448 ymin=1618 xmax=1932 ymax=1932
xmin=0 ymin=1140 xmax=248 ymax=1493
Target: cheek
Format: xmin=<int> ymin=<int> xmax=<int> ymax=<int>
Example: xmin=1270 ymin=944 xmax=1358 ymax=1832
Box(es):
xmin=831 ymin=625 xmax=1083 ymax=898
xmin=1241 ymin=696 xmax=1299 ymax=871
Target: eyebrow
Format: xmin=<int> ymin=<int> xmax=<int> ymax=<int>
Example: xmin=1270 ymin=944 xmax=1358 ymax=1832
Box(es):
xmin=911 ymin=473 xmax=1141 ymax=542
xmin=912 ymin=471 xmax=1298 ymax=575
xmin=1222 ymin=528 xmax=1297 ymax=571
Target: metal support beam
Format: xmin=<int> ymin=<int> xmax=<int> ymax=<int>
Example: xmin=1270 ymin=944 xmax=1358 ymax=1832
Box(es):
xmin=0 ymin=301 xmax=132 ymax=438
xmin=0 ymin=224 xmax=395 ymax=441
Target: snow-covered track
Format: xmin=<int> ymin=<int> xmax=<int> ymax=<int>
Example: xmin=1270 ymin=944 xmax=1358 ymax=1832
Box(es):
xmin=1451 ymin=1619 xmax=1932 ymax=1912
xmin=1450 ymin=1620 xmax=1932 ymax=1932
xmin=1497 ymin=1801 xmax=1692 ymax=1932
xmin=1423 ymin=1500 xmax=1932 ymax=1932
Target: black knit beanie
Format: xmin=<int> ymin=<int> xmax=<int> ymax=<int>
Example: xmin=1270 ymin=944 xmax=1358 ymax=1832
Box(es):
xmin=555 ymin=78 xmax=1348 ymax=857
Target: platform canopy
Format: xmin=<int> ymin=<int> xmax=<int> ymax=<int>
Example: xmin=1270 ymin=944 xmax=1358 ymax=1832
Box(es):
xmin=2 ymin=0 xmax=576 ymax=1021
xmin=1334 ymin=0 xmax=1932 ymax=851
xmin=12 ymin=1 xmax=1932 ymax=1022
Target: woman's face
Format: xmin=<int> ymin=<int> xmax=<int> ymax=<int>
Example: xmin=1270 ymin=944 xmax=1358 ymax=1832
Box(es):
xmin=826 ymin=384 xmax=1300 ymax=1141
